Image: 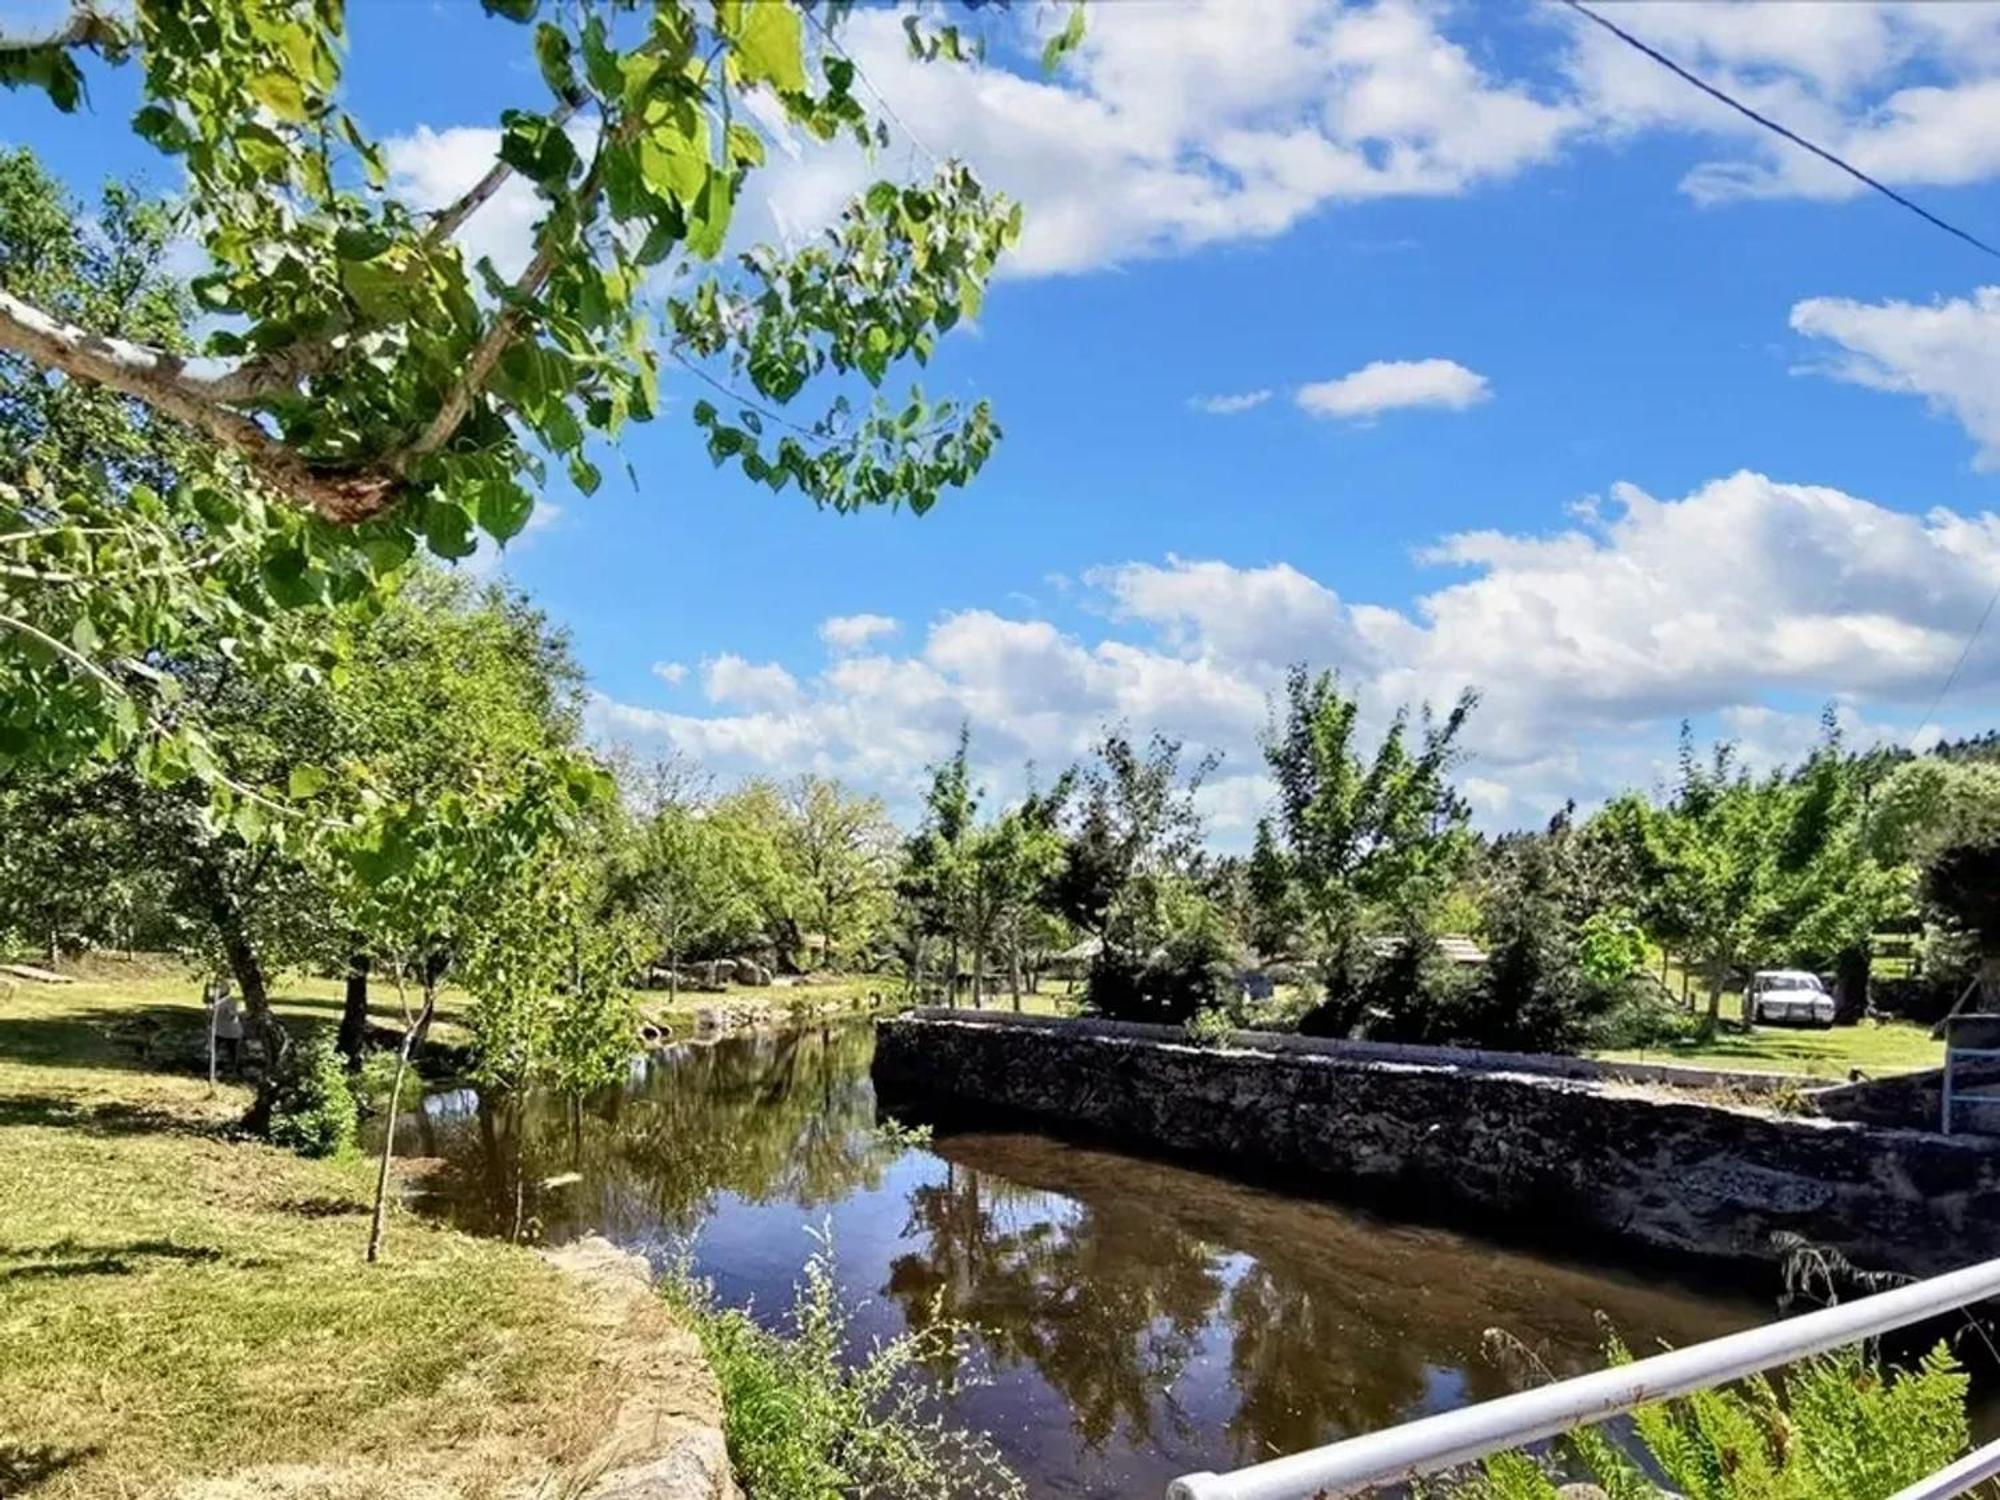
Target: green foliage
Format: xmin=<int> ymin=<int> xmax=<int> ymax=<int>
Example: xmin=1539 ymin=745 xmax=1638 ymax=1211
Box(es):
xmin=664 ymin=1233 xmax=1023 ymax=1500
xmin=1262 ymin=666 xmax=1476 ymax=1034
xmin=266 ymin=1036 xmax=357 ymax=1157
xmin=0 ymin=148 xmax=340 ymax=801
xmin=1456 ymin=1338 xmax=1973 ymax=1500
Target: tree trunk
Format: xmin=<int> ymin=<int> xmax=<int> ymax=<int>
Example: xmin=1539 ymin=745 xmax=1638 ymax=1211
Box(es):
xmin=1833 ymin=944 xmax=1872 ymax=1026
xmin=1703 ymin=964 xmax=1726 ymax=1033
xmin=948 ymin=934 xmax=961 ymax=1009
xmin=206 ymin=881 xmax=282 ymax=1071
xmin=366 ymin=983 xmax=438 ymax=1264
xmin=971 ymin=937 xmax=985 ymax=1009
xmin=1009 ymin=913 xmax=1023 ymax=1012
xmin=337 ymin=951 xmax=371 ymax=1065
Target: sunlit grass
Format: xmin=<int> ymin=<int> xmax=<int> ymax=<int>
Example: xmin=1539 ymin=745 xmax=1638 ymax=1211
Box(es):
xmin=0 ymin=965 xmax=612 ymax=1498
xmin=1594 ymin=988 xmax=1943 ymax=1080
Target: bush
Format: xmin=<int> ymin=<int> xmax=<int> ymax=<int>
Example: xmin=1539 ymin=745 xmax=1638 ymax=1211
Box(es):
xmin=267 ymin=1038 xmax=358 ymax=1158
xmin=1454 ymin=1336 xmax=1972 ymax=1499
xmin=1084 ymin=881 xmax=1235 ymax=1025
xmin=663 ymin=1235 xmax=1022 ymax=1500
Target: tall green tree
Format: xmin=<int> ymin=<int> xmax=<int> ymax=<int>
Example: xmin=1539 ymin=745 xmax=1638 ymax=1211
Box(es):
xmin=1261 ymin=666 xmax=1476 ymax=1032
xmin=1625 ymin=736 xmax=1784 ymax=1032
xmin=1873 ymin=755 xmax=2000 ymax=1008
xmin=899 ymin=729 xmax=980 ymax=1002
xmin=779 ymin=775 xmax=898 ymax=970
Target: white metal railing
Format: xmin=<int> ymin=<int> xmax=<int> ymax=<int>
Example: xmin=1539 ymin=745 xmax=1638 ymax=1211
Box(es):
xmin=1168 ymin=1256 xmax=2000 ymax=1500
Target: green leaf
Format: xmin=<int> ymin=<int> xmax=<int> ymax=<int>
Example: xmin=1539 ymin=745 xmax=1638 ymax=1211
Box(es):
xmin=422 ymin=498 xmax=478 ymax=560
xmin=534 ymin=22 xmax=576 ymax=101
xmin=639 ymin=124 xmax=707 ymax=208
xmin=477 ymin=481 xmax=534 ymax=543
xmin=481 ymin=0 xmax=537 ymax=19
xmin=289 ymin=763 xmax=329 ymax=799
xmin=734 ymin=1 xmax=806 ymax=94
xmin=1041 ymin=4 xmax=1087 ymax=73
xmin=567 ymin=454 xmax=602 ymax=496
xmin=248 ymin=69 xmax=310 ymax=122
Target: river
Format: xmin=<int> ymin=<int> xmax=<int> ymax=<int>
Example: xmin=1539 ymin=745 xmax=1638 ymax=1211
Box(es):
xmin=394 ymin=1022 xmax=1775 ymax=1497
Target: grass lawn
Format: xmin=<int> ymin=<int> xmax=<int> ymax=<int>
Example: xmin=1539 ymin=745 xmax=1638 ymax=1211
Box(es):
xmin=0 ymin=959 xmax=635 ymax=1499
xmin=1594 ymin=990 xmax=1944 ymax=1080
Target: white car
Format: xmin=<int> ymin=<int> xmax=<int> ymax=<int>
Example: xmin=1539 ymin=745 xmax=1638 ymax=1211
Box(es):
xmin=1747 ymin=970 xmax=1836 ymax=1028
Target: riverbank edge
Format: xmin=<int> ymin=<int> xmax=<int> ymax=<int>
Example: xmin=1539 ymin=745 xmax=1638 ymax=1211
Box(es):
xmin=873 ymin=1012 xmax=2000 ymax=1280
xmin=539 ymin=1237 xmax=739 ymax=1500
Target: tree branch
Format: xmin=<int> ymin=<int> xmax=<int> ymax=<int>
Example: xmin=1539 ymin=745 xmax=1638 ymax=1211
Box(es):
xmin=0 ymin=288 xmax=397 ymax=522
xmin=425 ymin=99 xmax=579 ymax=248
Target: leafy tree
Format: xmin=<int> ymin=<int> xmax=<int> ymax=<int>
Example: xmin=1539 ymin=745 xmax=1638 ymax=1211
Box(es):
xmin=355 ymin=751 xmax=618 ymax=1260
xmin=1617 ymin=735 xmax=1785 ymax=1032
xmin=621 ymin=797 xmax=758 ymax=1000
xmin=899 ymin=728 xmax=981 ymax=1002
xmin=1261 ymin=667 xmax=1476 ymax=1035
xmin=1 ymin=1 xmax=1021 ymax=775
xmin=1872 ymin=755 xmax=2000 ymax=1007
xmin=0 ymin=147 xmax=326 ymax=797
xmin=1047 ymin=732 xmax=1229 ymax=1024
xmin=779 ymin=775 xmax=898 ymax=969
xmin=1766 ymin=719 xmax=1911 ymax=1022
xmin=965 ymin=781 xmax=1070 ymax=1009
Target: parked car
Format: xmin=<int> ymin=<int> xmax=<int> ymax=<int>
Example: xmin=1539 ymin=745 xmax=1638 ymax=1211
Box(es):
xmin=1747 ymin=969 xmax=1835 ymax=1028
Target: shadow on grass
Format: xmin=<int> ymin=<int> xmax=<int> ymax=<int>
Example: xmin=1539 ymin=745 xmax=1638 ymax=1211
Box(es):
xmin=0 ymin=1442 xmax=100 ymax=1493
xmin=0 ymin=1007 xmax=211 ymax=1076
xmin=278 ymin=1194 xmax=369 ymax=1219
xmin=0 ymin=1237 xmax=225 ymax=1283
xmin=0 ymin=1092 xmax=222 ymax=1139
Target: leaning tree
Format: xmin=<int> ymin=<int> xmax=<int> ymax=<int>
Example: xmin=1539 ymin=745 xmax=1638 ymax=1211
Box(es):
xmin=0 ymin=0 xmax=1044 ymax=791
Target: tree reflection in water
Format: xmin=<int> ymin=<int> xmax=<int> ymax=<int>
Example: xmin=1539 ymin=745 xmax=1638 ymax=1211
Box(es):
xmin=393 ymin=1023 xmax=1764 ymax=1496
xmin=398 ymin=1023 xmax=901 ymax=1245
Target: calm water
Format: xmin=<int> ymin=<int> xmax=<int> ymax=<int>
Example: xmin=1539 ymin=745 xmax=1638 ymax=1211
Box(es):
xmin=395 ymin=1023 xmax=1775 ymax=1497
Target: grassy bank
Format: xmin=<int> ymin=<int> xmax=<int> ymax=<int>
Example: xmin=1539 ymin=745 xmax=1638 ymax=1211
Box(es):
xmin=0 ymin=964 xmax=636 ymax=1499
xmin=1593 ymin=989 xmax=1944 ymax=1079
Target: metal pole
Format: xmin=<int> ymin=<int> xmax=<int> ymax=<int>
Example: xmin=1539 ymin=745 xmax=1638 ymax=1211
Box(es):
xmin=1887 ymin=1436 xmax=2000 ymax=1500
xmin=1169 ymin=1256 xmax=2000 ymax=1500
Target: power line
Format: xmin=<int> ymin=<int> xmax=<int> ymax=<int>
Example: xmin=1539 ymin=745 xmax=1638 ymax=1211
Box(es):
xmin=1561 ymin=0 xmax=2000 ymax=263
xmin=1912 ymin=574 xmax=2000 ymax=749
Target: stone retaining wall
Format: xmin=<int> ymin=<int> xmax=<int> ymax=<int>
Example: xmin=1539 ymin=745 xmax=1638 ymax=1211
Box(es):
xmin=873 ymin=1012 xmax=2000 ymax=1278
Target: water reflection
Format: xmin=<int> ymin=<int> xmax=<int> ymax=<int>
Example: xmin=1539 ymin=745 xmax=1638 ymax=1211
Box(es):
xmin=397 ymin=1023 xmax=1768 ymax=1497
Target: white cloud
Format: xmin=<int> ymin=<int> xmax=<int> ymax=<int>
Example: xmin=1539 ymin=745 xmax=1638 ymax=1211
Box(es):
xmin=651 ymin=661 xmax=688 ymax=686
xmin=819 ymin=613 xmax=900 ymax=652
xmin=1295 ymin=358 xmax=1491 ymax=420
xmin=1791 ymin=286 xmax=2000 ymax=468
xmin=382 ymin=4 xmax=2000 ymax=288
xmin=1189 ymin=390 xmax=1274 ymax=415
xmin=592 ymin=471 xmax=2000 ymax=836
xmin=1561 ymin=2 xmax=2000 ymax=204
xmin=746 ymin=1 xmax=1580 ymax=277
xmin=383 ymin=125 xmax=540 ymax=279
xmin=701 ymin=654 xmax=801 ymax=711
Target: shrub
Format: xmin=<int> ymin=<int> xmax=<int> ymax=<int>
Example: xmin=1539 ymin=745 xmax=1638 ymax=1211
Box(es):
xmin=1084 ymin=880 xmax=1235 ymax=1025
xmin=663 ymin=1234 xmax=1022 ymax=1500
xmin=267 ymin=1038 xmax=358 ymax=1158
xmin=1452 ymin=1337 xmax=1972 ymax=1500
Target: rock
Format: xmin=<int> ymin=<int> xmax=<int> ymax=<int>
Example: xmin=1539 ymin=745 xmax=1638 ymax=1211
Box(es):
xmin=733 ymin=960 xmax=770 ymax=987
xmin=542 ymin=1235 xmax=738 ymax=1499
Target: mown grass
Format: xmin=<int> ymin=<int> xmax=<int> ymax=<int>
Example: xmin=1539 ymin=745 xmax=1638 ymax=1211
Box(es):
xmin=1594 ymin=989 xmax=1944 ymax=1080
xmin=0 ymin=964 xmax=618 ymax=1499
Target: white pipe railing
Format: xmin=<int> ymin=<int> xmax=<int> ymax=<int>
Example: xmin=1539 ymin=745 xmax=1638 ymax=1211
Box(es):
xmin=1889 ymin=1436 xmax=2000 ymax=1500
xmin=1168 ymin=1256 xmax=2000 ymax=1500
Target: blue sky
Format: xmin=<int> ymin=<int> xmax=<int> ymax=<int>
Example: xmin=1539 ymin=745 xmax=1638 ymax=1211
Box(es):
xmin=13 ymin=0 xmax=2000 ymax=835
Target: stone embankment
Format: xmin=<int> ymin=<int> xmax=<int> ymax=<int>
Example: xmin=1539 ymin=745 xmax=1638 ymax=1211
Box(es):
xmin=541 ymin=1236 xmax=737 ymax=1500
xmin=874 ymin=1010 xmax=2000 ymax=1278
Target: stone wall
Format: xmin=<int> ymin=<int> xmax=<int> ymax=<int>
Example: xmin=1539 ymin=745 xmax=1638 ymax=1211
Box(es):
xmin=873 ymin=1012 xmax=2000 ymax=1279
